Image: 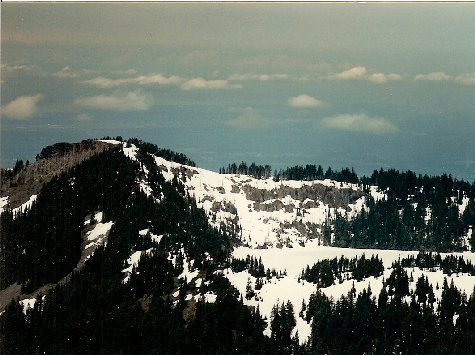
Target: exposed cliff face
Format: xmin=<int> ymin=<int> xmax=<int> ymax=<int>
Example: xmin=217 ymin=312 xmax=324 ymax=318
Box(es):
xmin=1 ymin=140 xmax=114 ymax=211
xmin=243 ymin=183 xmax=364 ymax=211
xmin=151 ymin=153 xmax=368 ymax=249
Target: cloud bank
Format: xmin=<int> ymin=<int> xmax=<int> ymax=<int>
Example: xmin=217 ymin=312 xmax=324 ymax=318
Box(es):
xmin=326 ymin=66 xmax=403 ymax=84
xmin=321 ymin=113 xmax=397 ymax=134
xmin=368 ymin=73 xmax=403 ymax=83
xmin=75 ymin=91 xmax=153 ymax=111
xmin=82 ymin=74 xmax=183 ymax=88
xmin=288 ymin=94 xmax=324 ymax=108
xmin=228 ymin=73 xmax=289 ymax=81
xmin=2 ymin=94 xmax=43 ymax=120
xmin=414 ymin=72 xmax=451 ymax=81
xmin=182 ymin=78 xmax=242 ymax=90
xmin=455 ymin=73 xmax=475 ymax=85
xmin=327 ymin=66 xmax=367 ymax=80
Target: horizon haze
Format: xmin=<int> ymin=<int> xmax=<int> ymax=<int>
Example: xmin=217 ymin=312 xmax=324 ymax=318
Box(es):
xmin=2 ymin=3 xmax=475 ymax=181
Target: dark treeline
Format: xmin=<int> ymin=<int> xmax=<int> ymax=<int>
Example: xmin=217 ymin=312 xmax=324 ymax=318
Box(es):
xmin=220 ymin=160 xmax=475 ymax=252
xmin=231 ymin=255 xmax=266 ymax=278
xmin=230 ymin=255 xmax=286 ymax=280
xmin=1 ymin=160 xmax=30 ymax=185
xmin=300 ymin=254 xmax=384 ymax=288
xmin=219 ymin=161 xmax=272 ymax=179
xmin=0 ymin=145 xmax=275 ymax=354
xmin=396 ymin=251 xmax=475 ymax=276
xmin=274 ymin=165 xmax=358 ymax=184
xmin=330 ymin=189 xmax=474 ymax=252
xmin=0 ymin=147 xmax=137 ymax=292
xmin=275 ymin=165 xmax=475 ymax=201
xmin=304 ymin=265 xmax=475 ymax=355
xmin=230 ymin=255 xmax=289 ymax=300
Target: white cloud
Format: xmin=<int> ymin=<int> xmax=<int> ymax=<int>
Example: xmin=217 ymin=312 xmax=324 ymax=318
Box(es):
xmin=288 ymin=94 xmax=324 ymax=108
xmin=326 ymin=67 xmax=404 ymax=84
xmin=321 ymin=113 xmax=397 ymax=134
xmin=455 ymin=73 xmax=475 ymax=85
xmin=81 ymin=74 xmax=183 ymax=88
xmin=1 ymin=64 xmax=37 ymax=73
xmin=368 ymin=73 xmax=388 ymax=83
xmin=327 ymin=66 xmax=367 ymax=80
xmin=1 ymin=94 xmax=43 ymax=120
xmin=414 ymin=72 xmax=451 ymax=81
xmin=75 ymin=91 xmax=153 ymax=111
xmin=228 ymin=73 xmax=289 ymax=81
xmin=368 ymin=73 xmax=403 ymax=83
xmin=53 ymin=66 xmax=79 ymax=79
xmin=181 ymin=78 xmax=242 ymax=90
xmin=134 ymin=74 xmax=182 ymax=85
xmin=224 ymin=107 xmax=273 ymax=129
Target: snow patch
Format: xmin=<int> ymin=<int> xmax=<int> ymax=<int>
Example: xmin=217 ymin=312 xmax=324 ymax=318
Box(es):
xmin=11 ymin=194 xmax=37 ymax=217
xmin=459 ymin=196 xmax=470 ymax=215
xmin=150 ymin=233 xmax=163 ymax=245
xmin=98 ymin=139 xmax=122 ymax=145
xmin=224 ymin=268 xmax=314 ymax=343
xmin=0 ymin=196 xmax=8 ymax=214
xmin=122 ymin=248 xmax=153 ymax=283
xmin=193 ymin=292 xmax=217 ymax=303
xmin=140 ymin=230 xmax=163 ymax=245
xmin=122 ymin=142 xmax=138 ymax=161
xmin=140 ymin=181 xmax=153 ymax=197
xmin=19 ymin=298 xmax=36 ymax=314
xmin=85 ymin=213 xmax=113 ymax=249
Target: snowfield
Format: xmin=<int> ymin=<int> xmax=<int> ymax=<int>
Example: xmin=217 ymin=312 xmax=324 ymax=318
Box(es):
xmin=112 ymin=140 xmax=475 ymax=344
xmin=2 ymin=140 xmax=474 ymax=347
xmin=227 ymin=243 xmax=475 ymax=343
xmin=153 ymin=154 xmax=369 ymax=248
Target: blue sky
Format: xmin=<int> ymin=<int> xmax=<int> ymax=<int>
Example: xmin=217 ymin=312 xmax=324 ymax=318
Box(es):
xmin=1 ymin=3 xmax=475 ymax=180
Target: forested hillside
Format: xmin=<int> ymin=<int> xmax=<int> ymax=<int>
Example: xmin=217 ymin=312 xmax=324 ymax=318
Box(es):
xmin=1 ymin=138 xmax=475 ymax=354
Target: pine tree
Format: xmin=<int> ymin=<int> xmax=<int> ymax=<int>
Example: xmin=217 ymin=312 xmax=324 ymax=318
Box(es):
xmin=245 ymin=277 xmax=255 ymax=300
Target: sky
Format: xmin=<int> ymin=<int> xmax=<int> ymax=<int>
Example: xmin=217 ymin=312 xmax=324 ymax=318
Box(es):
xmin=1 ymin=3 xmax=475 ymax=181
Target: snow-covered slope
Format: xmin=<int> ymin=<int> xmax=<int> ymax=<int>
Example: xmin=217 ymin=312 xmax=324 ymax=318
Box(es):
xmin=2 ymin=140 xmax=474 ymax=348
xmin=153 ymin=154 xmax=369 ymax=248
xmin=107 ymin=140 xmax=475 ymax=344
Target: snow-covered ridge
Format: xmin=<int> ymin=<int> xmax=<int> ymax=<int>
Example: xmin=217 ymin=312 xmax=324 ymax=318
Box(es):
xmin=107 ymin=140 xmax=475 ymax=345
xmin=108 ymin=139 xmax=375 ymax=249
xmin=152 ymin=154 xmax=374 ymax=248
